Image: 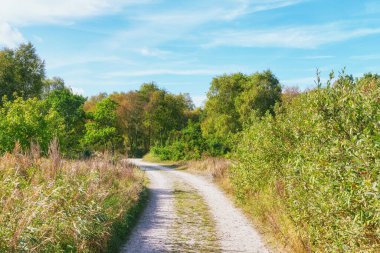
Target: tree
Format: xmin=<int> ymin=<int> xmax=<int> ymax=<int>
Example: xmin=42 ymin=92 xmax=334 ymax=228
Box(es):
xmin=0 ymin=97 xmax=65 ymax=154
xmin=82 ymin=98 xmax=122 ymax=153
xmin=202 ymin=73 xmax=246 ymax=139
xmin=42 ymin=77 xmax=66 ymax=98
xmin=46 ymin=86 xmax=86 ymax=156
xmin=0 ymin=49 xmax=16 ymax=102
xmin=0 ymin=43 xmax=45 ymax=102
xmin=236 ymin=70 xmax=282 ymax=123
xmin=110 ymin=92 xmax=146 ymax=157
xmin=83 ymin=92 xmax=108 ymax=113
xmin=201 ymin=71 xmax=282 ymax=155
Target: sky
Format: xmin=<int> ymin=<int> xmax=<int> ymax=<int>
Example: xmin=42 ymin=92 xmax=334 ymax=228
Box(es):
xmin=0 ymin=0 xmax=379 ymax=106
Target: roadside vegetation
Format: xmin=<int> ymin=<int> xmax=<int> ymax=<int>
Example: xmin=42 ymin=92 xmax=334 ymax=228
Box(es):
xmin=0 ymin=43 xmax=148 ymax=252
xmin=1 ymin=42 xmax=379 ymax=252
xmin=148 ymin=72 xmax=380 ymax=252
xmin=0 ymin=141 xmax=145 ymax=252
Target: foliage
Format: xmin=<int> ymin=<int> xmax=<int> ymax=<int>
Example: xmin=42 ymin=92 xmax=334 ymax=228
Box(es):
xmin=151 ymin=121 xmax=206 ymax=160
xmin=85 ymin=83 xmax=195 ymax=157
xmin=232 ymin=72 xmax=380 ymax=252
xmin=0 ymin=148 xmax=145 ymax=252
xmin=0 ymin=97 xmax=65 ymax=154
xmin=202 ymin=70 xmax=282 ymax=154
xmin=45 ymin=86 xmax=86 ymax=156
xmin=0 ymin=43 xmax=45 ymax=102
xmin=82 ymin=98 xmax=122 ymax=153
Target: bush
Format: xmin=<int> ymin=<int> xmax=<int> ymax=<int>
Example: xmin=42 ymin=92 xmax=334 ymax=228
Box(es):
xmin=0 ymin=97 xmax=65 ymax=154
xmin=232 ymin=73 xmax=380 ymax=252
xmin=151 ymin=121 xmax=206 ymax=161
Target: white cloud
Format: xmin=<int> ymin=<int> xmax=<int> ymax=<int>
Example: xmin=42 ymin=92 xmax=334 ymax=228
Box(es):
xmin=108 ymin=0 xmax=306 ymax=49
xmin=249 ymin=0 xmax=305 ymax=13
xmin=71 ymin=86 xmax=85 ymax=95
xmin=0 ymin=22 xmax=24 ymax=47
xmin=47 ymin=55 xmax=135 ymax=69
xmin=300 ymin=55 xmax=334 ymax=59
xmin=204 ymin=23 xmax=380 ymax=49
xmin=139 ymin=48 xmax=171 ymax=58
xmin=350 ymin=54 xmax=380 ymax=60
xmin=192 ymin=95 xmax=207 ymax=107
xmin=101 ymin=68 xmax=221 ymax=78
xmin=0 ymin=0 xmax=147 ymax=25
xmin=0 ymin=0 xmax=149 ymax=47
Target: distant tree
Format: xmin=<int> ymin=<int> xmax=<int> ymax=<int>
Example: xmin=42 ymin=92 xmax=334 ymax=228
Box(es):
xmin=201 ymin=73 xmax=246 ymax=144
xmin=46 ymin=87 xmax=86 ymax=155
xmin=282 ymin=86 xmax=301 ymax=105
xmin=201 ymin=70 xmax=282 ymax=155
xmin=82 ymin=98 xmax=122 ymax=153
xmin=111 ymin=91 xmax=146 ymax=156
xmin=42 ymin=77 xmax=66 ymax=98
xmin=0 ymin=43 xmax=45 ymax=102
xmin=236 ymin=70 xmax=282 ymax=123
xmin=0 ymin=49 xmax=16 ymax=102
xmin=83 ymin=92 xmax=107 ymax=113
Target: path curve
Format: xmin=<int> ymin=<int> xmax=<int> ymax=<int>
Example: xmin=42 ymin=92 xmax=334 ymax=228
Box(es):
xmin=121 ymin=159 xmax=269 ymax=253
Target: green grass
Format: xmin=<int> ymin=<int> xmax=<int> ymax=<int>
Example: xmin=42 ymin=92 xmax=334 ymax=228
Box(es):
xmin=168 ymin=182 xmax=221 ymax=252
xmin=106 ymin=188 xmax=148 ymax=253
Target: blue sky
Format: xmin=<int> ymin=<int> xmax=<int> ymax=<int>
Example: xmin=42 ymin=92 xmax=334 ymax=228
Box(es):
xmin=1 ymin=0 xmax=379 ymax=106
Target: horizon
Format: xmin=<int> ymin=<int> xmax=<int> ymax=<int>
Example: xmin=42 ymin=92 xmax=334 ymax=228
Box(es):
xmin=1 ymin=0 xmax=379 ymax=106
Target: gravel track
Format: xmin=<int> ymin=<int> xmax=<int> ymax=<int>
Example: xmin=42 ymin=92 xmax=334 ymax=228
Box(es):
xmin=121 ymin=159 xmax=269 ymax=253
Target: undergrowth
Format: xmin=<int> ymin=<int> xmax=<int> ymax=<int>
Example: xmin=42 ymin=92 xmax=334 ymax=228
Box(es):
xmin=0 ymin=141 xmax=145 ymax=252
xmin=233 ymin=73 xmax=380 ymax=252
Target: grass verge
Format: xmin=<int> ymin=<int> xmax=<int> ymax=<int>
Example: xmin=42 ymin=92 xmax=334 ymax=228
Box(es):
xmin=0 ymin=145 xmax=146 ymax=253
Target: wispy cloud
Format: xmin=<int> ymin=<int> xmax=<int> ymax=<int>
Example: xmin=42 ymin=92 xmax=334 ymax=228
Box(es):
xmin=47 ymin=55 xmax=135 ymax=69
xmin=204 ymin=23 xmax=380 ymax=49
xmin=350 ymin=54 xmax=380 ymax=60
xmin=0 ymin=0 xmax=150 ymax=47
xmin=0 ymin=0 xmax=149 ymax=25
xmin=108 ymin=0 xmax=306 ymax=49
xmin=138 ymin=48 xmax=171 ymax=58
xmin=300 ymin=55 xmax=335 ymax=59
xmin=0 ymin=22 xmax=24 ymax=47
xmin=101 ymin=68 xmax=223 ymax=78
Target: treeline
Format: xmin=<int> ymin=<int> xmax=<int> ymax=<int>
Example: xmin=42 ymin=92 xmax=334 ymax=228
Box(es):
xmin=0 ymin=43 xmax=282 ymax=159
xmin=0 ymin=43 xmax=194 ymax=157
xmin=151 ymin=70 xmax=282 ymax=159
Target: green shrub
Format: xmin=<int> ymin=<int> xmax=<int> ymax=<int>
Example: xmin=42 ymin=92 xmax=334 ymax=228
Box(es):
xmin=0 ymin=97 xmax=65 ymax=154
xmin=151 ymin=121 xmax=206 ymax=161
xmin=232 ymin=73 xmax=380 ymax=252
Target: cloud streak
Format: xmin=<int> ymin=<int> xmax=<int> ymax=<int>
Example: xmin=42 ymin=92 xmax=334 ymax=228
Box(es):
xmin=0 ymin=0 xmax=148 ymax=25
xmin=0 ymin=22 xmax=24 ymax=47
xmin=204 ymin=23 xmax=380 ymax=49
xmin=101 ymin=68 xmax=224 ymax=78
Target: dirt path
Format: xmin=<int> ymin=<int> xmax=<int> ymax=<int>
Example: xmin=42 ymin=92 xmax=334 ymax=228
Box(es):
xmin=121 ymin=159 xmax=269 ymax=253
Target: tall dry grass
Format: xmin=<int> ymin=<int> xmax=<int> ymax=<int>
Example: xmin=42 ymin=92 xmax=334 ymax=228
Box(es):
xmin=0 ymin=142 xmax=145 ymax=252
xmin=185 ymin=157 xmax=232 ymax=193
